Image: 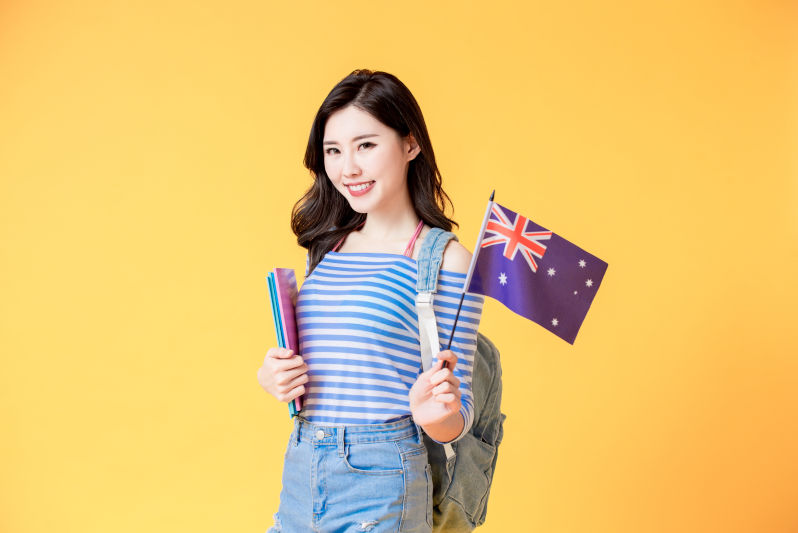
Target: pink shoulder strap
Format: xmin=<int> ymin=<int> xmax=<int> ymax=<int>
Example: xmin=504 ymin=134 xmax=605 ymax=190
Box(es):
xmin=331 ymin=236 xmax=344 ymax=253
xmin=403 ymin=219 xmax=425 ymax=257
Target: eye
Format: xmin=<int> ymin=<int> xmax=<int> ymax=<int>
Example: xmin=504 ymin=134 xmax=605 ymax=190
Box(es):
xmin=359 ymin=142 xmax=374 ymax=149
xmin=324 ymin=147 xmax=339 ymax=155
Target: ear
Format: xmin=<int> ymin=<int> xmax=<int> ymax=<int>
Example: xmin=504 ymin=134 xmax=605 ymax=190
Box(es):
xmin=404 ymin=133 xmax=421 ymax=162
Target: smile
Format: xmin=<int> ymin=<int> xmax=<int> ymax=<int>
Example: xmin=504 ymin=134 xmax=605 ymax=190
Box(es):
xmin=346 ymin=181 xmax=375 ymax=196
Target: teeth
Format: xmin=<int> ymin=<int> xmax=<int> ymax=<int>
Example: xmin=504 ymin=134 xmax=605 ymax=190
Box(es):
xmin=348 ymin=181 xmax=373 ymax=192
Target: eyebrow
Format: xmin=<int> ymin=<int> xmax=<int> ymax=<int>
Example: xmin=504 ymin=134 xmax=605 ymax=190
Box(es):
xmin=323 ymin=133 xmax=379 ymax=146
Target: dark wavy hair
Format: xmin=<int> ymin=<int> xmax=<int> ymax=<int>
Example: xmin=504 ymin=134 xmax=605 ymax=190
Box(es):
xmin=291 ymin=69 xmax=457 ymax=275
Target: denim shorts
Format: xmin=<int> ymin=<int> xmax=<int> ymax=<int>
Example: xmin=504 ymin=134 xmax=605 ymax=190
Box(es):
xmin=267 ymin=415 xmax=433 ymax=533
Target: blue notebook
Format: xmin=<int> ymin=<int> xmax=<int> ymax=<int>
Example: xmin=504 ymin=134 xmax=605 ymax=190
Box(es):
xmin=266 ymin=268 xmax=302 ymax=417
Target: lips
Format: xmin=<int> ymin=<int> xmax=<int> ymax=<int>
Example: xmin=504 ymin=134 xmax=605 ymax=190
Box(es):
xmin=345 ymin=180 xmax=375 ymax=197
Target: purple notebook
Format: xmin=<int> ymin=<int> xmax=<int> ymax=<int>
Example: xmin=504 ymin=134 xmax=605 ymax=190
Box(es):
xmin=272 ymin=268 xmax=302 ymax=411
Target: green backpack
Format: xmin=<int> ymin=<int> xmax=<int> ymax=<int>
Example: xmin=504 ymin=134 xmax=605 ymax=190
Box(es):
xmin=414 ymin=228 xmax=507 ymax=531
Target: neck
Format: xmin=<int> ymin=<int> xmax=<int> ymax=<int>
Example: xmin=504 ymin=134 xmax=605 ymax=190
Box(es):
xmin=358 ymin=194 xmax=420 ymax=243
xmin=359 ymin=212 xmax=421 ymax=243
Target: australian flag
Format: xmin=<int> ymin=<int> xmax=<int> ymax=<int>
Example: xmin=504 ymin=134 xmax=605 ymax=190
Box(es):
xmin=467 ymin=201 xmax=608 ymax=344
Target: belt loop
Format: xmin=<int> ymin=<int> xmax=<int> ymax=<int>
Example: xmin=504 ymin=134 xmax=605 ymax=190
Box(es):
xmin=414 ymin=420 xmax=424 ymax=445
xmin=337 ymin=426 xmax=346 ymax=458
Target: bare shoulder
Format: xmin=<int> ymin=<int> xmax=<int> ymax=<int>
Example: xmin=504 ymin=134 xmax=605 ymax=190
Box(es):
xmin=441 ymin=239 xmax=472 ymax=274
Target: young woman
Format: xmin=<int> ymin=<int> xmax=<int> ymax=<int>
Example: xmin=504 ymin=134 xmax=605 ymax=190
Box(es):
xmin=258 ymin=69 xmax=485 ymax=533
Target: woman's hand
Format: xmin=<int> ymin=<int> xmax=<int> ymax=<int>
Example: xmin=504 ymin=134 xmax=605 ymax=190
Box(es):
xmin=409 ymin=349 xmax=462 ymax=428
xmin=257 ymin=348 xmax=308 ymax=403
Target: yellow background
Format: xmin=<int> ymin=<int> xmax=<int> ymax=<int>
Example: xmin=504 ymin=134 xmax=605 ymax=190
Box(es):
xmin=1 ymin=1 xmax=796 ymax=532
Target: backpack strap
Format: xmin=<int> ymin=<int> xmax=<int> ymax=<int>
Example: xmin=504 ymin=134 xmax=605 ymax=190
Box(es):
xmin=415 ymin=227 xmax=459 ymax=460
xmin=416 ymin=227 xmax=458 ymax=293
xmin=415 ymin=227 xmax=458 ymax=370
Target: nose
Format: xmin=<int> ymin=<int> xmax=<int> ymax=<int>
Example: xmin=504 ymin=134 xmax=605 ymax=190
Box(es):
xmin=342 ymin=150 xmax=362 ymax=178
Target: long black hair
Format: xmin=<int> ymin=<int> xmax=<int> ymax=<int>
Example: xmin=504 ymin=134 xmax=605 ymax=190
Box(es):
xmin=291 ymin=69 xmax=457 ymax=275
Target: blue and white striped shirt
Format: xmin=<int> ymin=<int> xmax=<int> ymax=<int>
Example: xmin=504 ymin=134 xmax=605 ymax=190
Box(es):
xmin=296 ymin=251 xmax=485 ymax=440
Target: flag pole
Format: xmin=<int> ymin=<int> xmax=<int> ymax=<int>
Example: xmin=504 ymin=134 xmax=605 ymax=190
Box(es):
xmin=445 ymin=190 xmax=495 ymax=354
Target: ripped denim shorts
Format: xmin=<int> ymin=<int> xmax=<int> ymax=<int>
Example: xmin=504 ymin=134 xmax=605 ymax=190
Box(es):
xmin=267 ymin=415 xmax=432 ymax=533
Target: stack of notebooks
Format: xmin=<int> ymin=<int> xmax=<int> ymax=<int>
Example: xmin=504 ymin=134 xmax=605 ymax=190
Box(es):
xmin=265 ymin=268 xmax=302 ymax=417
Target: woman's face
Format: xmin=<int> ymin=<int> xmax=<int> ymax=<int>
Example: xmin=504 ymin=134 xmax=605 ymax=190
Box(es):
xmin=322 ymin=105 xmax=419 ymax=215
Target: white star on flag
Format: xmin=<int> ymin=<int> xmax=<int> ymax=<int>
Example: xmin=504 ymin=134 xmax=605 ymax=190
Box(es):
xmin=578 ymin=259 xmax=586 ymax=268
xmin=498 ymin=272 xmax=508 ymax=286
xmin=551 ymin=318 xmax=558 ymax=326
xmin=547 ymin=267 xmax=556 ymax=276
xmin=586 ymin=279 xmax=593 ymax=287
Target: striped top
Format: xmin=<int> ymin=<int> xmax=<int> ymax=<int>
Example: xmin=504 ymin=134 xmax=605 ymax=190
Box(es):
xmin=296 ymin=251 xmax=485 ymax=441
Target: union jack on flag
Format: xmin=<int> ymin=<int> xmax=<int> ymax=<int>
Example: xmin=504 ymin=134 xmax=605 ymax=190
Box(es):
xmin=466 ymin=199 xmax=608 ymax=344
xmin=482 ymin=203 xmax=553 ymax=273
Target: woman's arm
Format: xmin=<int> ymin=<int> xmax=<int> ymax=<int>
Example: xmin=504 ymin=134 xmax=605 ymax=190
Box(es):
xmin=411 ymin=240 xmax=486 ymax=443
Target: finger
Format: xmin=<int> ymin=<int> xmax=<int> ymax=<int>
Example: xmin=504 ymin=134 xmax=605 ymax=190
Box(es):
xmin=431 ymin=381 xmax=449 ymax=395
xmin=428 ymin=368 xmax=447 ymax=386
xmin=282 ymin=372 xmax=309 ymax=392
xmin=431 ymin=357 xmax=444 ymax=370
xmin=432 ymin=380 xmax=460 ymax=396
xmin=267 ymin=348 xmax=295 ymax=359
xmin=277 ymin=364 xmax=309 ymax=386
xmin=436 ymin=349 xmax=458 ymax=367
xmin=420 ymin=358 xmax=444 ymax=380
xmin=275 ymin=355 xmax=305 ymax=371
xmin=429 ymin=367 xmax=459 ymax=387
xmin=438 ymin=350 xmax=457 ymax=364
xmin=434 ymin=392 xmax=458 ymax=405
xmin=279 ymin=384 xmax=306 ymax=403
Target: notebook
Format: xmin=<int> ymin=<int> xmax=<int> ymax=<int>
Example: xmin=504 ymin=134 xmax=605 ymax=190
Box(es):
xmin=266 ymin=268 xmax=302 ymax=416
